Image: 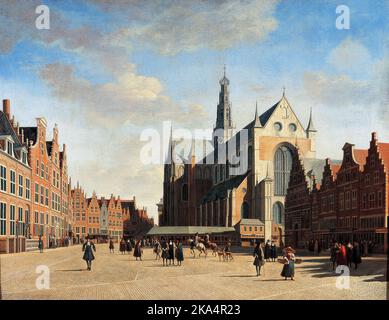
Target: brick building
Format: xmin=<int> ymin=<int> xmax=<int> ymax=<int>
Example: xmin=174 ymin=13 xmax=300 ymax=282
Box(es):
xmin=86 ymin=192 xmax=101 ymax=236
xmin=71 ymin=183 xmax=88 ymax=241
xmin=0 ymin=100 xmax=32 ymax=253
xmin=285 ymin=132 xmax=389 ymax=252
xmin=107 ymin=195 xmax=123 ymax=241
xmin=1 ymin=98 xmax=151 ymax=252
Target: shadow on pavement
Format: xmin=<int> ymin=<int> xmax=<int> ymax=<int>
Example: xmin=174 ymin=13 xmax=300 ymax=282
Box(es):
xmin=55 ymin=269 xmax=85 ymax=272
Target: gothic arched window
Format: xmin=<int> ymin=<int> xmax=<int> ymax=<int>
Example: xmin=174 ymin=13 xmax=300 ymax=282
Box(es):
xmin=182 ymin=184 xmax=188 ymax=201
xmin=274 ymin=146 xmax=293 ymax=195
xmin=241 ymin=201 xmax=249 ymax=219
xmin=273 ymin=202 xmax=283 ymax=224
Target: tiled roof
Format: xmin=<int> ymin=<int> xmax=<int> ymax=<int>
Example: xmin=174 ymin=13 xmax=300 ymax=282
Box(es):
xmin=377 ymin=142 xmax=389 ymax=169
xmin=353 ymin=149 xmax=368 ymax=169
xmin=330 ymin=163 xmax=341 ymax=177
xmin=238 ymin=219 xmax=264 ymax=226
xmin=0 ymin=112 xmax=23 ymax=147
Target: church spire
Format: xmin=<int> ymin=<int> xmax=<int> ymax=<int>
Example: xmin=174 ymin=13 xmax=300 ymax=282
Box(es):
xmin=306 ymin=107 xmax=316 ymax=132
xmin=215 ymin=65 xmax=233 ymax=132
xmin=253 ymin=101 xmax=262 ymax=128
xmin=166 ymin=125 xmax=174 ymax=164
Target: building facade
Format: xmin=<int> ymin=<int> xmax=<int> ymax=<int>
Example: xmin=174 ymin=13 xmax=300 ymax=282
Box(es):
xmin=0 ymin=100 xmax=32 ymax=253
xmin=285 ymin=132 xmax=389 ymax=252
xmin=162 ymin=71 xmax=317 ymax=245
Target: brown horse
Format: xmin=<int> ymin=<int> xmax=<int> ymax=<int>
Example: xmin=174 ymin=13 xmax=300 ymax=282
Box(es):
xmin=207 ymin=242 xmax=219 ymax=256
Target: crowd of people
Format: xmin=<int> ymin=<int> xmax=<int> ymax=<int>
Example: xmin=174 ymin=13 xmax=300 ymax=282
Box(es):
xmin=307 ymin=239 xmax=376 ymax=257
xmin=330 ymin=241 xmax=362 ymax=271
xmin=76 ymin=234 xmax=375 ymax=279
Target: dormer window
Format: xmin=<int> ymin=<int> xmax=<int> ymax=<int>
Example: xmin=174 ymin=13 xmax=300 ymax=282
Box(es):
xmin=22 ymin=151 xmax=27 ymax=165
xmin=7 ymin=141 xmax=13 ymax=156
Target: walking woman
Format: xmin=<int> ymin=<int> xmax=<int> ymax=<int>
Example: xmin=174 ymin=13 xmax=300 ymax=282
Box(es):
xmin=133 ymin=239 xmax=142 ymax=261
xmin=336 ymin=242 xmax=348 ymax=266
xmin=175 ymin=240 xmax=184 ymax=266
xmin=126 ymin=238 xmax=133 ymax=254
xmin=281 ymin=246 xmax=296 ymax=280
xmin=82 ymin=237 xmax=96 ymax=271
xmin=330 ymin=241 xmax=338 ymax=271
xmin=109 ymin=238 xmax=114 ymax=253
xmin=161 ymin=237 xmax=169 ymax=266
xmin=119 ymin=238 xmax=126 ymax=255
xmin=168 ymin=238 xmax=175 ymax=266
xmin=352 ymin=241 xmax=362 ymax=269
xmin=253 ymin=240 xmax=265 ymax=276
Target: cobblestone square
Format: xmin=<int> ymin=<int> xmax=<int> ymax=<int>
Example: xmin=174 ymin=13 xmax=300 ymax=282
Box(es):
xmin=0 ymin=244 xmax=387 ymax=300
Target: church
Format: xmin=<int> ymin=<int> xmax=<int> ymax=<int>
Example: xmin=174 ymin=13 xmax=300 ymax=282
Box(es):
xmin=159 ymin=69 xmax=317 ymax=245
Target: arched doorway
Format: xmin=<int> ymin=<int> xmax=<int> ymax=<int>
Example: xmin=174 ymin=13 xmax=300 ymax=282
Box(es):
xmin=241 ymin=201 xmax=249 ymax=219
xmin=274 ymin=145 xmax=293 ymax=196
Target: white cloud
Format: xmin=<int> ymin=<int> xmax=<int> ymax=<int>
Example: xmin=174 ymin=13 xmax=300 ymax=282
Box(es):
xmin=104 ymin=0 xmax=279 ymax=55
xmin=327 ymin=37 xmax=372 ymax=74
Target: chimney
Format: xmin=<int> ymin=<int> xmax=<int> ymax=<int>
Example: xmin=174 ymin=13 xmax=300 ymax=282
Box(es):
xmin=3 ymin=99 xmax=10 ymax=118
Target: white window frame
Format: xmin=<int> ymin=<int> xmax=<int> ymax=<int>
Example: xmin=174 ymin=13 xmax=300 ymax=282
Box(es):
xmin=0 ymin=165 xmax=6 ymax=192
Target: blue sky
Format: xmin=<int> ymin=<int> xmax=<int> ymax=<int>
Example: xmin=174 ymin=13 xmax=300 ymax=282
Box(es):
xmin=0 ymin=0 xmax=388 ymax=220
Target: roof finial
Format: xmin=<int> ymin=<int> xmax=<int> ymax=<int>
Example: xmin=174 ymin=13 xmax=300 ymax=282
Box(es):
xmin=224 ymin=64 xmax=226 ymax=78
xmin=254 ymin=101 xmax=262 ymax=128
xmin=265 ymin=163 xmax=271 ymax=179
xmin=282 ymin=86 xmax=286 ymax=97
xmin=306 ymin=107 xmax=317 ymax=132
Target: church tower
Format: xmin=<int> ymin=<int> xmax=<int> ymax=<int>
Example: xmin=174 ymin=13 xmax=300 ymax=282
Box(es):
xmin=214 ymin=66 xmax=234 ymax=144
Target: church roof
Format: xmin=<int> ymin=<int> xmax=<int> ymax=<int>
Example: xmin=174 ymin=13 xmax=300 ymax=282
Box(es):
xmin=301 ymin=158 xmax=327 ymax=190
xmin=147 ymin=225 xmax=236 ymax=236
xmin=245 ymin=100 xmax=278 ymax=130
xmin=200 ymin=173 xmax=247 ymax=204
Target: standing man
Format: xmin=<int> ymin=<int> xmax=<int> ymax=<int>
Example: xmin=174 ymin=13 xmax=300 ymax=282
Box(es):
xmin=82 ymin=237 xmax=96 ymax=271
xmin=253 ymin=240 xmax=265 ymax=276
xmin=133 ymin=240 xmax=143 ymax=261
xmin=168 ymin=238 xmax=175 ymax=266
xmin=264 ymin=240 xmax=271 ymax=262
xmin=270 ymin=241 xmax=277 ymax=262
xmin=38 ymin=235 xmax=44 ymax=253
xmin=109 ymin=238 xmax=115 ymax=253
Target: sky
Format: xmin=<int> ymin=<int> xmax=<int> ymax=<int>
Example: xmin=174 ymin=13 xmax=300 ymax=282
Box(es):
xmin=0 ymin=0 xmax=388 ymax=222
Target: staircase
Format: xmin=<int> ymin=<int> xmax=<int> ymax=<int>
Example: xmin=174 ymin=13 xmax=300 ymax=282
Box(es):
xmin=26 ymin=239 xmax=39 ymax=252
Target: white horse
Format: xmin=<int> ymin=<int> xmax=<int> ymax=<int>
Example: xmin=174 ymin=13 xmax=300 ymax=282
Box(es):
xmin=189 ymin=239 xmax=208 ymax=258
